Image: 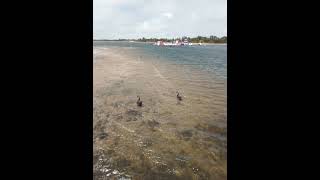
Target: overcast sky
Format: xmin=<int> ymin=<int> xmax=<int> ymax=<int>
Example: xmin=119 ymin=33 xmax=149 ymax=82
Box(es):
xmin=93 ymin=0 xmax=227 ymax=39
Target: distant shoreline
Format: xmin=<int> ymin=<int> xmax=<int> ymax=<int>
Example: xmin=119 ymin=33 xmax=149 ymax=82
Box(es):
xmin=202 ymin=43 xmax=227 ymax=45
xmin=93 ymin=40 xmax=226 ymax=45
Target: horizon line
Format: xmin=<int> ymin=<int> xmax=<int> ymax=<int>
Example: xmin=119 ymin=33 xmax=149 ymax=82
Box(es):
xmin=93 ymin=35 xmax=227 ymax=40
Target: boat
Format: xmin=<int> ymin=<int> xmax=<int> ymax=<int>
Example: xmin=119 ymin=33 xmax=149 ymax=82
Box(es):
xmin=153 ymin=39 xmax=194 ymax=46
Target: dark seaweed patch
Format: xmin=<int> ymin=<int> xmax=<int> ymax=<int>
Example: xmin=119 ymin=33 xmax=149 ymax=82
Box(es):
xmin=195 ymin=123 xmax=226 ymax=136
xmin=116 ymin=158 xmax=131 ymax=168
xmin=147 ymin=119 xmax=160 ymax=128
xmin=177 ymin=129 xmax=193 ymax=140
xmin=126 ymin=109 xmax=142 ymax=116
xmin=142 ymin=138 xmax=153 ymax=147
xmin=98 ymin=132 xmax=108 ymax=140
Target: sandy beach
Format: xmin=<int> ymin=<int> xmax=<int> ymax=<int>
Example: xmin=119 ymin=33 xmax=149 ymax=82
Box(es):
xmin=93 ymin=47 xmax=227 ymax=179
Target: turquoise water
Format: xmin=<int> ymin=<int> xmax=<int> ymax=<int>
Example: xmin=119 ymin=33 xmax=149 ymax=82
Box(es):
xmin=93 ymin=41 xmax=227 ymax=80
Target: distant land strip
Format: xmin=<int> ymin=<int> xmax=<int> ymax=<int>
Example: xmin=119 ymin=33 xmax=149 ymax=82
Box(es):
xmin=94 ymin=35 xmax=227 ymax=44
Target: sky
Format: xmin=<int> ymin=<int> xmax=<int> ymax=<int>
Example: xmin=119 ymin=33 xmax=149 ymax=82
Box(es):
xmin=93 ymin=0 xmax=227 ymax=39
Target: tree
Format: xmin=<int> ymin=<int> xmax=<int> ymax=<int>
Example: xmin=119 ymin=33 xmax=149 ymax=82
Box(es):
xmin=221 ymin=36 xmax=227 ymax=43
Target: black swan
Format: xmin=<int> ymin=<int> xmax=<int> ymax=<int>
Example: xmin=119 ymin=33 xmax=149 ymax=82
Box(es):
xmin=176 ymin=91 xmax=182 ymax=101
xmin=137 ymin=96 xmax=143 ymax=107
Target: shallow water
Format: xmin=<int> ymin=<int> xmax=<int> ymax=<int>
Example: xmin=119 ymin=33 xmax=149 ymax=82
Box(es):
xmin=93 ymin=41 xmax=227 ymax=180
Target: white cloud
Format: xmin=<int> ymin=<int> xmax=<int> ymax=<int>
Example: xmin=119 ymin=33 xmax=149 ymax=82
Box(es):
xmin=93 ymin=0 xmax=227 ymax=39
xmin=162 ymin=12 xmax=173 ymax=19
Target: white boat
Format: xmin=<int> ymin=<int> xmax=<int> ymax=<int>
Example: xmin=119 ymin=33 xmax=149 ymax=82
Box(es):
xmin=153 ymin=39 xmax=195 ymax=46
xmin=154 ymin=41 xmax=163 ymax=46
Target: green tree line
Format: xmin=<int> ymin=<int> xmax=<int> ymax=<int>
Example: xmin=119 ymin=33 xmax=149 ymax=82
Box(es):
xmin=137 ymin=36 xmax=227 ymax=43
xmin=94 ymin=36 xmax=227 ymax=43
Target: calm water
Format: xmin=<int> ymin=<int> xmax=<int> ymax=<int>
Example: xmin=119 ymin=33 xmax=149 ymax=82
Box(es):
xmin=93 ymin=41 xmax=226 ymax=80
xmin=93 ymin=41 xmax=227 ymax=180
